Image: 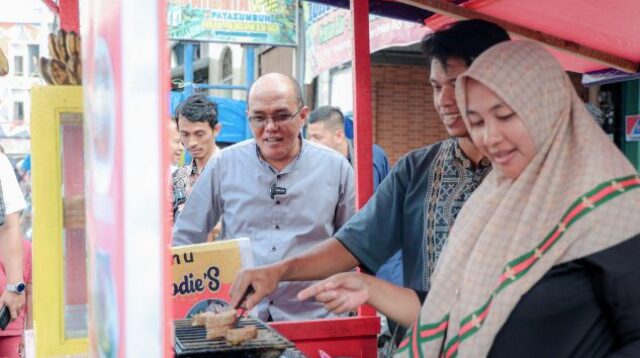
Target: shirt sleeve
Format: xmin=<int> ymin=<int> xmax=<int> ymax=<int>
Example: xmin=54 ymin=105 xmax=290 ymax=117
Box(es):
xmin=335 ymin=156 xmax=410 ymax=273
xmin=172 ymin=157 xmax=222 ymax=246
xmin=372 ymin=144 xmax=390 ymax=190
xmin=0 ymin=154 xmax=25 ymax=215
xmin=588 ymin=233 xmax=640 ymax=357
xmin=333 ymin=159 xmax=356 ymax=230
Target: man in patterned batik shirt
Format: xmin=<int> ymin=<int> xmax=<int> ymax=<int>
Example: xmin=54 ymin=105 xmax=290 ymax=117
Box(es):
xmin=231 ymin=20 xmax=509 ymax=326
xmin=172 ymin=94 xmax=221 ymax=226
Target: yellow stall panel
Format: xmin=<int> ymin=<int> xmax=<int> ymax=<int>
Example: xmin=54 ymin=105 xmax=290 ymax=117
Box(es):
xmin=31 ymin=86 xmax=88 ymax=357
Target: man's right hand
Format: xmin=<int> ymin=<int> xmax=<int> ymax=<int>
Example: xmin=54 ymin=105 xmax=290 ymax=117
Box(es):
xmin=230 ymin=263 xmax=286 ymax=310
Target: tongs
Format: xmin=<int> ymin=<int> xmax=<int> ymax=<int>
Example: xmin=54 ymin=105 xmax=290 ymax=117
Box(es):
xmin=234 ymin=284 xmax=255 ymax=318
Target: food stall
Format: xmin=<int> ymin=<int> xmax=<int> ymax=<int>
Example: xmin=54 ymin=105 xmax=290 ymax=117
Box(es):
xmin=28 ymin=0 xmax=640 ymax=357
xmin=31 ymin=0 xmax=171 ymax=357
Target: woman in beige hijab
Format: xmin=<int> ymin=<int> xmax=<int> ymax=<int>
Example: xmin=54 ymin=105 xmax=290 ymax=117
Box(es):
xmin=299 ymin=41 xmax=640 ymax=357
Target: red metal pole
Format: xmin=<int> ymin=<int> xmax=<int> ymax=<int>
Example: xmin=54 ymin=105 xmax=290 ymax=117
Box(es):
xmin=350 ymin=0 xmax=374 ymax=208
xmin=58 ymin=0 xmax=80 ymax=32
xmin=351 ymin=0 xmax=376 ymax=318
xmin=41 ymin=0 xmax=59 ymax=15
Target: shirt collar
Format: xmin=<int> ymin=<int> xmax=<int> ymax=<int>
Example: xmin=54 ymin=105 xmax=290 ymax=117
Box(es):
xmin=188 ymin=146 xmax=220 ymax=176
xmin=346 ymin=139 xmax=354 ymax=166
xmin=255 ymin=134 xmax=304 ymax=175
xmin=452 ymin=139 xmax=491 ymax=170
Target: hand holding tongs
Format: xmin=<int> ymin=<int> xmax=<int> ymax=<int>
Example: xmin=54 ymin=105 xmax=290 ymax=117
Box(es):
xmin=234 ymin=284 xmax=255 ymax=318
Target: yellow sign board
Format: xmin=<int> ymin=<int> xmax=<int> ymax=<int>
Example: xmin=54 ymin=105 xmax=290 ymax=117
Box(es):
xmin=172 ymin=238 xmax=252 ymax=319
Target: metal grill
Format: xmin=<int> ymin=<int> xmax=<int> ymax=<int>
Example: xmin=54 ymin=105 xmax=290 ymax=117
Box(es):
xmin=174 ymin=317 xmax=296 ymax=358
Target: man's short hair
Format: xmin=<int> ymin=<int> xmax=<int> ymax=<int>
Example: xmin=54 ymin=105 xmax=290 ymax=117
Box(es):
xmin=308 ymin=106 xmax=344 ymax=131
xmin=174 ymin=93 xmax=218 ymax=129
xmin=421 ymin=19 xmax=510 ymax=68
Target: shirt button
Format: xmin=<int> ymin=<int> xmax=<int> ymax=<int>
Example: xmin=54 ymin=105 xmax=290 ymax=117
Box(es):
xmin=269 ymin=300 xmax=274 ymax=305
xmin=276 ymin=201 xmax=280 ymax=205
xmin=275 ymin=225 xmax=280 ymax=229
xmin=271 ymin=246 xmax=276 ymax=252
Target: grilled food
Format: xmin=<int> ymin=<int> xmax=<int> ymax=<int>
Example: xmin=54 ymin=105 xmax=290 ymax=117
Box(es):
xmin=225 ymin=325 xmax=258 ymax=345
xmin=190 ymin=311 xmax=215 ymax=327
xmin=205 ymin=325 xmax=230 ymax=340
xmin=204 ymin=309 xmax=237 ymax=328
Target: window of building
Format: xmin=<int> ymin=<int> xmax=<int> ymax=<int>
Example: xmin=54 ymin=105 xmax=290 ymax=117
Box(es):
xmin=27 ymin=44 xmax=40 ymax=76
xmin=14 ymin=56 xmax=24 ymax=76
xmin=14 ymin=102 xmax=24 ymax=121
xmin=220 ymin=47 xmax=233 ymax=98
xmin=221 ymin=48 xmax=233 ymax=85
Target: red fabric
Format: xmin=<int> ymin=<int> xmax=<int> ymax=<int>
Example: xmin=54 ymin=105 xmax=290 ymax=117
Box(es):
xmin=0 ymin=240 xmax=31 ymax=337
xmin=0 ymin=335 xmax=20 ymax=357
xmin=425 ymin=0 xmax=640 ymax=73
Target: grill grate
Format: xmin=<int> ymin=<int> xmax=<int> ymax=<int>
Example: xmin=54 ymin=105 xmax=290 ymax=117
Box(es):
xmin=174 ymin=317 xmax=296 ymax=357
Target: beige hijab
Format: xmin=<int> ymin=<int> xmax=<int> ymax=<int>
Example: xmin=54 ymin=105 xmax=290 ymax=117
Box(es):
xmin=396 ymin=40 xmax=640 ymax=357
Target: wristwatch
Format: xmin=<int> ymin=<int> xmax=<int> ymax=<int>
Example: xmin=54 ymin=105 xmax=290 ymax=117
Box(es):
xmin=6 ymin=282 xmax=26 ymax=294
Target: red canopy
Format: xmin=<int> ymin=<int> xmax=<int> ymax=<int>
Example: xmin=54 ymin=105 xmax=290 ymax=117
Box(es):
xmin=415 ymin=0 xmax=640 ymax=74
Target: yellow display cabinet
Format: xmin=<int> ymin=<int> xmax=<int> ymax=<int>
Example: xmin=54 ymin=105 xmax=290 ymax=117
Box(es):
xmin=31 ymin=86 xmax=88 ymax=357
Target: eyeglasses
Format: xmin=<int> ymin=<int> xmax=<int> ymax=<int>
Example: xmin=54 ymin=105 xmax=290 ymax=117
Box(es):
xmin=248 ymin=107 xmax=303 ymax=128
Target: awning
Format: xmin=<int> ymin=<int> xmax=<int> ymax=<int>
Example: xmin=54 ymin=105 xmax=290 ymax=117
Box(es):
xmin=396 ymin=0 xmax=640 ymax=76
xmin=310 ymin=1 xmax=640 ymax=77
xmin=306 ymin=0 xmax=441 ymax=23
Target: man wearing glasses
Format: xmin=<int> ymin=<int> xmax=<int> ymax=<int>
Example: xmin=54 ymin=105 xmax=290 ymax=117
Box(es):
xmin=229 ymin=20 xmax=508 ymax=340
xmin=173 ymin=73 xmax=355 ymax=322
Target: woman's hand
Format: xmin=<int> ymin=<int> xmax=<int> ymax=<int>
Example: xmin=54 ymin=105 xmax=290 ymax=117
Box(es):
xmin=297 ymin=272 xmax=371 ymax=314
xmin=300 ymin=270 xmax=423 ymax=327
xmin=0 ymin=291 xmax=25 ymax=320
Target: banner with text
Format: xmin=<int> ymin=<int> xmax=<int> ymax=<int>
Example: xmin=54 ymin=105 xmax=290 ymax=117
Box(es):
xmin=303 ymin=3 xmax=431 ymax=82
xmin=168 ymin=0 xmax=297 ymax=46
xmin=172 ymin=238 xmax=253 ymax=319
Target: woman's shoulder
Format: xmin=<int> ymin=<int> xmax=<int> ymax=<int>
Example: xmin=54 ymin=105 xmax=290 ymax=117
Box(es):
xmin=583 ymin=233 xmax=640 ymax=268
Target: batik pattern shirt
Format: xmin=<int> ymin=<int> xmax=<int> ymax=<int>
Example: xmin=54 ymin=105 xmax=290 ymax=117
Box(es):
xmin=171 ymin=159 xmax=201 ymax=220
xmin=336 ymin=138 xmax=491 ymax=292
xmin=422 ymin=139 xmax=491 ymax=290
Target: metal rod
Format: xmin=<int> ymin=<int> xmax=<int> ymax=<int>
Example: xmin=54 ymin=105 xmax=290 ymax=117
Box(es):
xmin=351 ymin=0 xmax=376 ymax=318
xmin=184 ymin=42 xmax=194 ymax=96
xmin=245 ymin=45 xmax=255 ymax=90
xmin=350 ymin=0 xmax=374 ymax=208
xmin=193 ymin=83 xmax=248 ymax=91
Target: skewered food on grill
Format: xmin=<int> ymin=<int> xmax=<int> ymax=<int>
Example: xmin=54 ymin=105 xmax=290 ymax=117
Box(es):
xmin=205 ymin=309 xmax=238 ymax=328
xmin=174 ymin=317 xmax=295 ymax=356
xmin=225 ymin=325 xmax=258 ymax=345
xmin=205 ymin=325 xmax=230 ymax=340
xmin=190 ymin=311 xmax=215 ymax=327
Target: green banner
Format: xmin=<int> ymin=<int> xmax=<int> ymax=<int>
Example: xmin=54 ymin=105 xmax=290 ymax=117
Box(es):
xmin=168 ymin=0 xmax=297 ymax=46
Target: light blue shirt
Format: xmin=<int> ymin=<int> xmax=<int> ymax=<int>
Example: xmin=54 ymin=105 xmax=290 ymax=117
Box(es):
xmin=173 ymin=138 xmax=356 ymax=321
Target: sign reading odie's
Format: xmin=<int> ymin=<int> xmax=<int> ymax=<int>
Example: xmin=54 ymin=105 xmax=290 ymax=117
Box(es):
xmin=172 ymin=238 xmax=253 ymax=319
xmin=167 ymin=0 xmax=297 ymax=46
